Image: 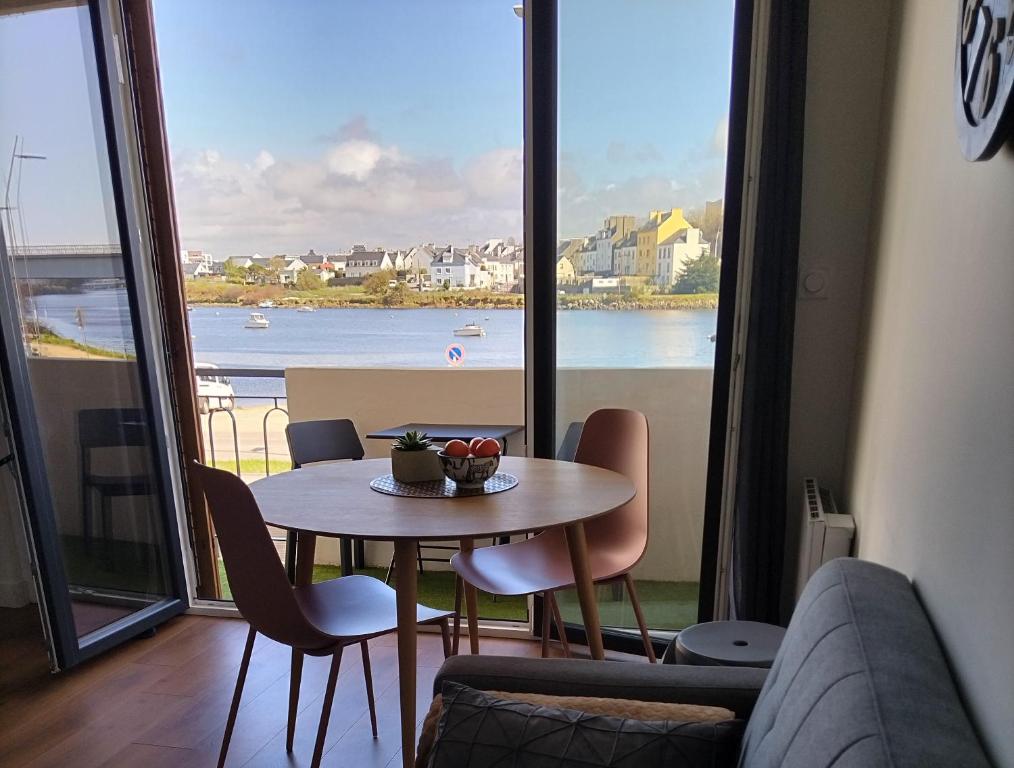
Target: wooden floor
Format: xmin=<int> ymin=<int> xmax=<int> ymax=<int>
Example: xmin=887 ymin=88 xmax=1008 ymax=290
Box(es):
xmin=0 ymin=608 xmax=635 ymax=768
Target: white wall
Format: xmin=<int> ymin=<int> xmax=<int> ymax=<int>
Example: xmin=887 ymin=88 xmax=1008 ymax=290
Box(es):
xmin=845 ymin=1 xmax=1014 ymax=764
xmin=285 ymin=366 xmax=712 ymax=581
xmin=783 ymin=0 xmax=893 ymax=613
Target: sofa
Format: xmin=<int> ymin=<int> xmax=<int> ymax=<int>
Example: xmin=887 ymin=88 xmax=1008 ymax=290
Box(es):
xmin=432 ymin=558 xmax=993 ymax=767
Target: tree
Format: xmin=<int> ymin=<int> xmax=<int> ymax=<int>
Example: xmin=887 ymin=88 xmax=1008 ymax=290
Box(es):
xmin=294 ymin=268 xmax=320 ymax=291
xmin=674 ymin=252 xmax=720 ymax=294
xmin=363 ymin=268 xmax=397 ymax=295
xmin=223 ymin=261 xmax=247 ymax=284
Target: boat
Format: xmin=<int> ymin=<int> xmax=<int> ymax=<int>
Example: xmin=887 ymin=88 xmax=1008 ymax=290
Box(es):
xmin=257 ymin=300 xmax=275 ymax=309
xmin=244 ymin=312 xmax=270 ymax=329
xmin=453 ymin=322 xmax=486 ymax=337
xmin=297 ymin=306 xmax=315 ymax=313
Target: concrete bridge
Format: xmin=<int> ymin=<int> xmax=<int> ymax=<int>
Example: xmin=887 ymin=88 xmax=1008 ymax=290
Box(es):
xmin=7 ymin=244 xmax=123 ymax=280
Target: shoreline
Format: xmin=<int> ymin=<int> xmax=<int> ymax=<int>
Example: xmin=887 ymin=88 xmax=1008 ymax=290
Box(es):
xmin=185 ymin=294 xmax=719 ymax=311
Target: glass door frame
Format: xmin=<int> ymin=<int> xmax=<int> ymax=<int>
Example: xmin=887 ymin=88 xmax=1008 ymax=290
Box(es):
xmin=0 ymin=0 xmax=188 ymax=670
xmin=524 ymin=0 xmax=756 ymax=655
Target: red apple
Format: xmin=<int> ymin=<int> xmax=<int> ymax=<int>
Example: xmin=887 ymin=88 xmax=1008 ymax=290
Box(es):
xmin=444 ymin=439 xmax=470 ymax=457
xmin=468 ymin=437 xmax=484 ymax=455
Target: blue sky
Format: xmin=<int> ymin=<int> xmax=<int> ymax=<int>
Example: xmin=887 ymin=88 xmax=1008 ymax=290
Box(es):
xmin=1 ymin=0 xmax=734 ymax=254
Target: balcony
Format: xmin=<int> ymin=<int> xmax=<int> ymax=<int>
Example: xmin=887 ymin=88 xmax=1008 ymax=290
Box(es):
xmin=201 ymin=365 xmax=711 ymax=632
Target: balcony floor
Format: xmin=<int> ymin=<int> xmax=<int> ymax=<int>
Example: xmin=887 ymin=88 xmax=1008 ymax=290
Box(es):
xmin=0 ymin=609 xmax=646 ymax=768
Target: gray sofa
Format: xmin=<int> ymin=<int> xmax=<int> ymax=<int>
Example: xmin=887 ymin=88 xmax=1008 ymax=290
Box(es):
xmin=434 ymin=558 xmax=992 ymax=767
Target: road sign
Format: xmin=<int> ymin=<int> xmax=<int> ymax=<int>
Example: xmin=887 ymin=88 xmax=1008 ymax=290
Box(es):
xmin=445 ymin=343 xmax=466 ymax=367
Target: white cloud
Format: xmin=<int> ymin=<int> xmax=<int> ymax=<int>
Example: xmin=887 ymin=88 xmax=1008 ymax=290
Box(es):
xmin=711 ymin=116 xmax=729 ymax=156
xmin=170 ymin=122 xmax=522 ymax=254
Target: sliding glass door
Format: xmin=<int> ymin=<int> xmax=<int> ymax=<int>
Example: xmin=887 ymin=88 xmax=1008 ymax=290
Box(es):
xmin=527 ymin=0 xmax=739 ymax=653
xmin=0 ymin=0 xmax=186 ymax=669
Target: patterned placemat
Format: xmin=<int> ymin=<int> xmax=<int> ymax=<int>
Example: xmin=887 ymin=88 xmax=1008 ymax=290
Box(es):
xmin=369 ymin=472 xmax=518 ymax=498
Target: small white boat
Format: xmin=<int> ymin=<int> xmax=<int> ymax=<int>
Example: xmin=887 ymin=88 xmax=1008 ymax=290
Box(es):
xmin=245 ymin=312 xmax=270 ymax=329
xmin=297 ymin=306 xmax=315 ymax=313
xmin=257 ymin=300 xmax=275 ymax=309
xmin=453 ymin=322 xmax=486 ymax=337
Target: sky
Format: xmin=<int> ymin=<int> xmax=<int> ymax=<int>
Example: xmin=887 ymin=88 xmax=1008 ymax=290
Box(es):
xmin=1 ymin=0 xmax=735 ymax=256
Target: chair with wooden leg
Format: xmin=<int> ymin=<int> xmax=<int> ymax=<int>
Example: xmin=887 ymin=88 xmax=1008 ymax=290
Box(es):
xmin=194 ymin=462 xmax=454 ymax=768
xmin=451 ymin=408 xmax=656 ymax=662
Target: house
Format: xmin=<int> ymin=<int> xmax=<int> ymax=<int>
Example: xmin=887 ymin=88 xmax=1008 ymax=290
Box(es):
xmin=655 ymin=227 xmax=707 ymax=286
xmin=429 ymin=248 xmax=491 ymax=289
xmin=555 ymin=254 xmax=575 ymax=284
xmin=344 ymin=246 xmax=394 ymax=279
xmin=226 ymin=256 xmax=254 ymax=270
xmin=636 ymin=207 xmax=691 ymax=276
xmin=612 ymin=231 xmax=638 ymax=276
xmin=181 ymin=261 xmax=210 ymax=280
xmin=181 ymin=249 xmax=214 ymax=269
xmin=571 ymin=237 xmax=597 ymax=275
xmin=278 ymin=257 xmax=308 ymax=285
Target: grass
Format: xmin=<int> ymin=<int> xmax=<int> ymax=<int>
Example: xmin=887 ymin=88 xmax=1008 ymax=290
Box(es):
xmin=210 ymin=457 xmax=292 ymax=477
xmin=32 ymin=329 xmax=135 ymax=360
xmin=216 ymin=558 xmax=700 ymax=629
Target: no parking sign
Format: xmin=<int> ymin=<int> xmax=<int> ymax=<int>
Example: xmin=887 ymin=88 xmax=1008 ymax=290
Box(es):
xmin=445 ymin=343 xmax=466 ymax=367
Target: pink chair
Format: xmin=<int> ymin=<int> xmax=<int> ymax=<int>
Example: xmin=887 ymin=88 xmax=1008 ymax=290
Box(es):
xmin=451 ymin=408 xmax=655 ymax=661
xmin=194 ymin=463 xmax=454 ymax=768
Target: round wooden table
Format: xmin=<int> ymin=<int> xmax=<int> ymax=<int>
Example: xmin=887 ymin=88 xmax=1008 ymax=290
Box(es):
xmin=249 ymin=456 xmax=635 ymax=768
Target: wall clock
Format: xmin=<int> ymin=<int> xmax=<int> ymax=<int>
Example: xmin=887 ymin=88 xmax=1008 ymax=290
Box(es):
xmin=955 ymin=0 xmax=1014 ymax=160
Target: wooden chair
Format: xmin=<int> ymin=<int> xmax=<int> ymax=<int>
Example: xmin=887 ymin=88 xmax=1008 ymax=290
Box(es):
xmin=194 ymin=462 xmax=454 ymax=768
xmin=451 ymin=409 xmax=656 ymax=662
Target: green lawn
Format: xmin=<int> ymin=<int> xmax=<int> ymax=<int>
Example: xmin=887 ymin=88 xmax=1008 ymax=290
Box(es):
xmin=216 ymin=559 xmax=699 ymax=629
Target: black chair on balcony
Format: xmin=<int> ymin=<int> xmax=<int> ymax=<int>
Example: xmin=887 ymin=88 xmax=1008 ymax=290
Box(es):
xmin=285 ymin=418 xmax=433 ymax=586
xmin=79 ymin=408 xmax=154 ymax=551
xmin=285 ymin=418 xmax=370 ymax=579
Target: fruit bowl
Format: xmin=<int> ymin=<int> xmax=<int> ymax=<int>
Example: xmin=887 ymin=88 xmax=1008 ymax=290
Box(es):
xmin=437 ymin=452 xmax=501 ymax=489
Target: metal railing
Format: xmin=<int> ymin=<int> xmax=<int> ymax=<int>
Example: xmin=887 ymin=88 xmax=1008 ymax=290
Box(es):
xmin=202 ymin=367 xmax=289 ymax=478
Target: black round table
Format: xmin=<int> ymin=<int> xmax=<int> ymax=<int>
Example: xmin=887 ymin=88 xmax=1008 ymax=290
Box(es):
xmin=673 ymin=620 xmax=786 ymax=668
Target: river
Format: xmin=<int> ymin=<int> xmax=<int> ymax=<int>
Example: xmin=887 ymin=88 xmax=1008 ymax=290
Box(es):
xmin=29 ymin=291 xmax=718 ymax=398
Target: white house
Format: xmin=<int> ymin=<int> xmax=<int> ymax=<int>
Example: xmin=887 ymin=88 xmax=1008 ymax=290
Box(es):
xmin=613 ymin=232 xmax=638 ymax=276
xmin=592 ymin=229 xmax=615 ymax=273
xmin=181 ymin=249 xmax=214 ymax=269
xmin=278 ymin=257 xmax=308 ymax=285
xmin=430 ymin=248 xmax=491 ymax=289
xmin=182 ymin=261 xmax=210 ymax=280
xmin=572 ymin=237 xmax=597 ymax=274
xmin=655 ymin=227 xmax=707 ymax=286
xmin=226 ymin=256 xmax=254 ymax=270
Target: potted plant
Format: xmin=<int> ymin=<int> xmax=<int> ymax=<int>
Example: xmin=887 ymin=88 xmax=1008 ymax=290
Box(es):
xmin=390 ymin=430 xmax=443 ymax=483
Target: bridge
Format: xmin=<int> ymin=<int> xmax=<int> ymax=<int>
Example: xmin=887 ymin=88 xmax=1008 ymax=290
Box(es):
xmin=6 ymin=244 xmax=124 ymax=280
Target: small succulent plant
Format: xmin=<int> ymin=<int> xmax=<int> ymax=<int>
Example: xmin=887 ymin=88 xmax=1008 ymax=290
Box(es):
xmin=392 ymin=430 xmax=433 ymax=452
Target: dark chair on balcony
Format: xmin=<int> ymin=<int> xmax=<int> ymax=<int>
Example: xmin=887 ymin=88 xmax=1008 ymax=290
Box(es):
xmin=286 ymin=417 xmax=446 ymax=586
xmin=452 ymin=408 xmax=656 ymax=661
xmin=79 ymin=408 xmax=154 ymax=547
xmin=194 ymin=462 xmax=454 ymax=768
xmin=285 ymin=418 xmax=368 ymax=578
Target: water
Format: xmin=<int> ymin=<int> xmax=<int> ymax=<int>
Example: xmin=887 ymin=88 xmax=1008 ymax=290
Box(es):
xmin=29 ymin=290 xmax=718 ymax=398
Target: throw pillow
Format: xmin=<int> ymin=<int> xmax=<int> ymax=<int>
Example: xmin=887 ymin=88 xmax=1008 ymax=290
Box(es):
xmin=425 ymin=682 xmax=744 ymax=768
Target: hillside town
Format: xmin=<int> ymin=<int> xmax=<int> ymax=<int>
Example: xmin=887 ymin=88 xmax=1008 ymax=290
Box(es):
xmin=181 ymin=200 xmax=723 ymax=296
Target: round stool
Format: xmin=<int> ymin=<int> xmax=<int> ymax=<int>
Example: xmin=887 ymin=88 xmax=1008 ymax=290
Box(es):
xmin=673 ymin=620 xmax=785 ymax=668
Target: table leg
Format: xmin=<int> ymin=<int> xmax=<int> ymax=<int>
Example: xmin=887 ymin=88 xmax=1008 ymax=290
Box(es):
xmin=295 ymin=532 xmax=316 ymax=586
xmin=458 ymin=538 xmax=480 ymax=654
xmin=564 ymin=522 xmax=604 ymax=660
xmin=393 ymin=539 xmax=419 ymax=768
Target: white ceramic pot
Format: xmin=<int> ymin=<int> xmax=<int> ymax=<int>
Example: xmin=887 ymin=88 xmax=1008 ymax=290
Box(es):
xmin=390 ymin=446 xmax=444 ymax=483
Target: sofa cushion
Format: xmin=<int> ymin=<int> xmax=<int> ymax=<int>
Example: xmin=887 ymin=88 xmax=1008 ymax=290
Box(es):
xmin=738 ymin=558 xmax=991 ymax=768
xmin=427 ymin=682 xmax=744 ymax=768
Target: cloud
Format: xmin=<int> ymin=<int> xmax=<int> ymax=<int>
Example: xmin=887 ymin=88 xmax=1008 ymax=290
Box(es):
xmin=711 ymin=116 xmax=729 ymax=156
xmin=171 ymin=121 xmax=522 ymax=254
xmin=606 ymin=141 xmax=663 ymax=165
